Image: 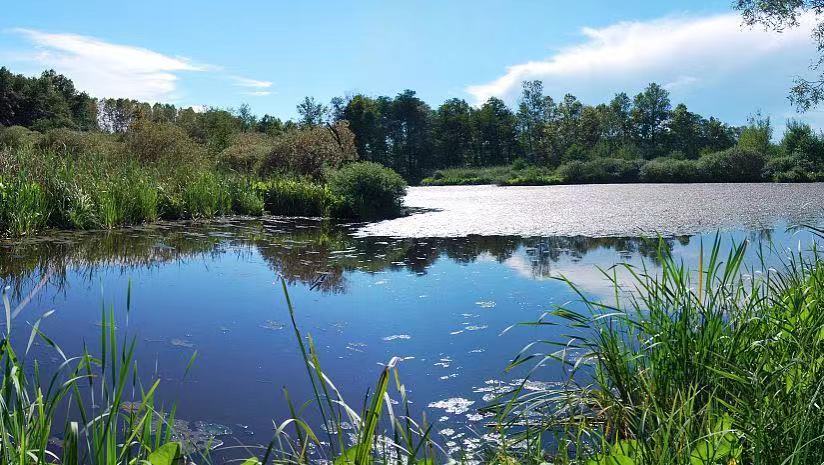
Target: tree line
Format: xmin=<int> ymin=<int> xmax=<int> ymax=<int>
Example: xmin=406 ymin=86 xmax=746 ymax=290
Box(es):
xmin=2 ymin=66 xmax=823 ymax=183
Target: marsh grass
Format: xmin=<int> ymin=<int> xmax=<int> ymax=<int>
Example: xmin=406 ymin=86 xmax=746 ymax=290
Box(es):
xmin=486 ymin=235 xmax=824 ymax=464
xmin=0 ymin=143 xmax=397 ymax=236
xmin=0 ymin=283 xmax=197 ymax=465
xmin=255 ymin=179 xmax=338 ymax=217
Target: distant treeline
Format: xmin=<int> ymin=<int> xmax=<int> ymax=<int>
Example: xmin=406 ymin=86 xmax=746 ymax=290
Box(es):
xmin=2 ymin=66 xmax=823 ymax=183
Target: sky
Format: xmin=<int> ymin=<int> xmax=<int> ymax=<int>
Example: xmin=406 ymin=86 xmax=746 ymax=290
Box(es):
xmin=2 ymin=0 xmax=823 ymax=130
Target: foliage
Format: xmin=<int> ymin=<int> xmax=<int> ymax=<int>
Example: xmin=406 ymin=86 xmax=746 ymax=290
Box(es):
xmin=639 ymin=157 xmax=702 ymax=183
xmin=328 ymin=162 xmax=407 ymax=219
xmin=557 ymin=158 xmax=644 ymax=183
xmin=123 ymin=119 xmax=205 ymax=165
xmin=254 ymin=178 xmax=337 ymax=217
xmin=697 ymin=147 xmax=767 ymax=182
xmin=262 ymin=122 xmax=358 ymax=179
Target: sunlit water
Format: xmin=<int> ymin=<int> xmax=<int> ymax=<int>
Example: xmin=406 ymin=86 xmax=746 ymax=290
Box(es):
xmin=1 ymin=184 xmax=823 ymax=459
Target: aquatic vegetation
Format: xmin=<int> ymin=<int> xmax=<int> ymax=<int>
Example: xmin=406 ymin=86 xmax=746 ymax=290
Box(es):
xmin=490 ymin=236 xmax=824 ymax=464
xmin=0 ymin=286 xmax=216 ymax=465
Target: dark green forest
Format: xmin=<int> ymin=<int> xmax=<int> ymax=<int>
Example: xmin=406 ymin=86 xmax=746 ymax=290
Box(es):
xmin=3 ymin=66 xmax=824 ymax=186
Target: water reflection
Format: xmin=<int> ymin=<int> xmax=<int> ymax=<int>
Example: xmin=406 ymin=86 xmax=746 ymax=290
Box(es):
xmin=0 ymin=217 xmax=817 ymax=460
xmin=1 ymin=217 xmax=697 ymax=298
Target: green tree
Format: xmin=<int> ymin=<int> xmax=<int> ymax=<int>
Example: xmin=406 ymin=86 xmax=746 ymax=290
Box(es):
xmin=632 ymin=83 xmax=671 ymax=157
xmin=343 ymin=94 xmax=390 ymax=166
xmin=516 ymin=80 xmax=555 ymax=164
xmin=296 ymin=96 xmax=328 ymax=127
xmin=387 ymin=90 xmax=432 ymax=181
xmin=472 ymin=97 xmax=519 ymax=166
xmin=667 ymin=104 xmax=702 ymax=158
xmin=432 ymin=98 xmax=475 ymax=167
xmin=738 ymin=112 xmax=773 ymax=155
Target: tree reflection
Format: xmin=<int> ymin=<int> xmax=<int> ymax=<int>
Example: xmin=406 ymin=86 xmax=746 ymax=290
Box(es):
xmin=0 ymin=217 xmax=697 ymax=300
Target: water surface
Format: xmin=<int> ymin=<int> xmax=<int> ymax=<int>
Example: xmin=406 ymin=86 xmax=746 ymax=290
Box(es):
xmin=2 ymin=183 xmax=822 ymax=458
xmin=361 ymin=184 xmax=824 ymax=237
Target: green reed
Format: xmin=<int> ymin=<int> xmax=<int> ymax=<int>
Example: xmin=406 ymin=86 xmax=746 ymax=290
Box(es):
xmin=0 ymin=283 xmax=195 ymax=465
xmin=489 ymin=235 xmax=824 ymax=464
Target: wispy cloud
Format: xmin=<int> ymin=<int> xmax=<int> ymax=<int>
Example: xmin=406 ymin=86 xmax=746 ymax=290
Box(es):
xmin=11 ymin=28 xmax=206 ymax=101
xmin=231 ymin=75 xmax=273 ymax=97
xmin=466 ymin=13 xmax=813 ymax=105
xmin=231 ymin=76 xmax=273 ymax=89
xmin=8 ymin=28 xmax=273 ymax=102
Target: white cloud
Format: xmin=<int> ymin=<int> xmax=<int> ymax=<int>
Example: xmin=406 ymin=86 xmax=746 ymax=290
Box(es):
xmin=11 ymin=28 xmax=205 ymax=102
xmin=466 ymin=13 xmax=814 ymax=106
xmin=231 ymin=76 xmax=273 ymax=89
xmin=8 ymin=28 xmax=274 ymax=103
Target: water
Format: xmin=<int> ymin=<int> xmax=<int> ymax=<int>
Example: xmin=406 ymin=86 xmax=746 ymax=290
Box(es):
xmin=1 ymin=184 xmax=823 ymax=458
xmin=361 ymin=184 xmax=824 ymax=237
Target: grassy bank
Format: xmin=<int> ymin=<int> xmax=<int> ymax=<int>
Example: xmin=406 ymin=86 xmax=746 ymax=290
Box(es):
xmin=0 ymin=130 xmax=406 ymax=237
xmin=4 ymin=234 xmax=824 ymax=464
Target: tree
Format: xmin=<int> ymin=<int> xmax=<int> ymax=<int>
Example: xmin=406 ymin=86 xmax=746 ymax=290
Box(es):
xmin=516 ymin=80 xmax=555 ymax=164
xmin=632 ymin=83 xmax=671 ymax=157
xmin=342 ymin=94 xmax=390 ymax=165
xmin=667 ymin=104 xmax=702 ymax=158
xmin=735 ymin=0 xmax=824 ymax=110
xmin=296 ymin=96 xmax=328 ymax=127
xmin=386 ymin=90 xmax=432 ymax=181
xmin=236 ymin=103 xmax=257 ymax=132
xmin=738 ymin=112 xmax=773 ymax=155
xmin=472 ymin=97 xmax=519 ymax=166
xmin=432 ymin=98 xmax=475 ymax=168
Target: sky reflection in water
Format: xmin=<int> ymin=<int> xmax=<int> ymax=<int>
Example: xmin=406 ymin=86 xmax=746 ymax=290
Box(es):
xmin=0 ymin=217 xmax=820 ymax=455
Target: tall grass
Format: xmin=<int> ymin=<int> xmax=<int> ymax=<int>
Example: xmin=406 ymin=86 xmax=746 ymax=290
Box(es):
xmin=490 ymin=236 xmax=824 ymax=464
xmin=255 ymin=179 xmax=338 ymax=217
xmin=0 ymin=284 xmax=196 ymax=465
xmin=0 ymin=142 xmax=398 ymax=237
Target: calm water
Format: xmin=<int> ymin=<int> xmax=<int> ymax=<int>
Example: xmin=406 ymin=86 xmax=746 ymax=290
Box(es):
xmin=2 ymin=184 xmax=823 ymax=458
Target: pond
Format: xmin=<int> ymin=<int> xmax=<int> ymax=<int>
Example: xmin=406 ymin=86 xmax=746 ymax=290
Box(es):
xmin=2 ymin=183 xmax=823 ymax=459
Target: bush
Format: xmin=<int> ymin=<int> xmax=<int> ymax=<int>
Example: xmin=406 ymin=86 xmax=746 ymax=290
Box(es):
xmin=557 ymin=158 xmax=643 ymax=184
xmin=262 ymin=122 xmax=358 ymax=180
xmin=697 ymin=147 xmax=767 ymax=182
xmin=328 ymin=162 xmax=406 ymax=219
xmin=0 ymin=175 xmax=50 ymax=235
xmin=124 ymin=120 xmax=205 ymax=165
xmin=39 ymin=128 xmax=121 ymax=157
xmin=219 ymin=132 xmax=273 ymax=173
xmin=229 ymin=178 xmax=265 ymax=216
xmin=639 ymin=157 xmax=702 ymax=183
xmin=182 ymin=173 xmax=232 ymax=218
xmin=0 ymin=125 xmax=42 ymax=149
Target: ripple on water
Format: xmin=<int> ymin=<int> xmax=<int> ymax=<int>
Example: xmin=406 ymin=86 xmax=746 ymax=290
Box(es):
xmin=357 ymin=184 xmax=824 ymax=238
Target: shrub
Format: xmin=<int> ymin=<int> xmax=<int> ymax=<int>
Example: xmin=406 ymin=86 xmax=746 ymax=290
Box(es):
xmin=230 ymin=178 xmax=265 ymax=216
xmin=557 ymin=158 xmax=643 ymax=184
xmin=697 ymin=147 xmax=767 ymax=182
xmin=219 ymin=132 xmax=273 ymax=173
xmin=38 ymin=128 xmax=121 ymax=157
xmin=639 ymin=157 xmax=702 ymax=183
xmin=262 ymin=122 xmax=358 ymax=179
xmin=123 ymin=120 xmax=205 ymax=165
xmin=328 ymin=162 xmax=407 ymax=219
xmin=0 ymin=125 xmax=42 ymax=149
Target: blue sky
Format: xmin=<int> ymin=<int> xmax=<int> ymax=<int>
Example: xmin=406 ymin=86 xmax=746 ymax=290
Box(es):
xmin=2 ymin=0 xmax=822 ymax=129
